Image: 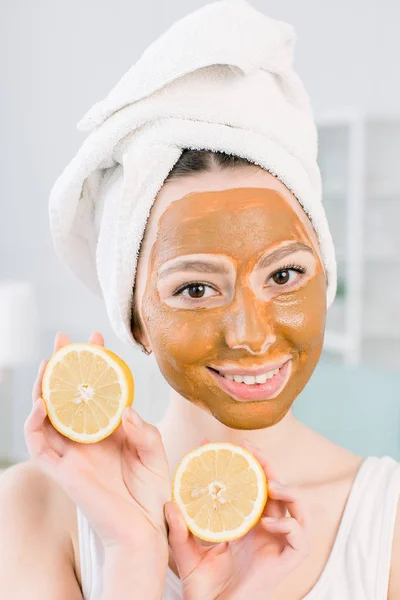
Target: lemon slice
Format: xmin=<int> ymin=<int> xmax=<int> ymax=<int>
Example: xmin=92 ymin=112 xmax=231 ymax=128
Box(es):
xmin=172 ymin=442 xmax=268 ymax=542
xmin=41 ymin=343 xmax=134 ymax=443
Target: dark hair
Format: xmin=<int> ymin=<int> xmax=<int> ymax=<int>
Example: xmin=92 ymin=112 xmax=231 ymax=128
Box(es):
xmin=164 ymin=148 xmax=257 ymax=181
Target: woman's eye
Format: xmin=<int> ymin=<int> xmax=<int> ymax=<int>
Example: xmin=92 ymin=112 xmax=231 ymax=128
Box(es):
xmin=174 ymin=283 xmax=217 ymax=299
xmin=269 ymin=267 xmax=305 ymax=286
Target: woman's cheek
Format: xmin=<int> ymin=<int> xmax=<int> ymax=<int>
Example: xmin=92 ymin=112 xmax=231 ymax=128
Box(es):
xmin=273 ymin=274 xmax=327 ymax=351
xmin=143 ymin=289 xmax=219 ymax=365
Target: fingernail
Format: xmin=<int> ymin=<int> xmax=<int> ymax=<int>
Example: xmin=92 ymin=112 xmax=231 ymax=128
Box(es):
xmin=269 ymin=480 xmax=284 ymax=489
xmin=124 ymin=406 xmax=143 ymax=427
xmin=263 ymin=517 xmax=278 ymax=523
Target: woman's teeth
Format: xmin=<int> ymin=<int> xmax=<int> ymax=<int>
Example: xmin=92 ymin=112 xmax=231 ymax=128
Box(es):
xmin=218 ymin=369 xmax=280 ymax=385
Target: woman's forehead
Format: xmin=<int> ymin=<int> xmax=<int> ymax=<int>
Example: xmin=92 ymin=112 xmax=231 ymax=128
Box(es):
xmin=153 ymin=188 xmax=315 ymax=265
xmin=142 ymin=167 xmax=321 ymax=263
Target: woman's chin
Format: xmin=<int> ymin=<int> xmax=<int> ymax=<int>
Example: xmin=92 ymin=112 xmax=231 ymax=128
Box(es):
xmin=205 ymin=401 xmax=293 ymax=431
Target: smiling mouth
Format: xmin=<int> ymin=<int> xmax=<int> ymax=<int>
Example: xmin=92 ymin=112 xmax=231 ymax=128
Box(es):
xmin=207 ymin=360 xmax=292 ymax=402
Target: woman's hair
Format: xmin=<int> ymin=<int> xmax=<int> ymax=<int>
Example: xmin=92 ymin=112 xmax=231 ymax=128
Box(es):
xmin=131 ymin=149 xmax=255 ymax=349
xmin=164 ymin=148 xmax=255 ymax=181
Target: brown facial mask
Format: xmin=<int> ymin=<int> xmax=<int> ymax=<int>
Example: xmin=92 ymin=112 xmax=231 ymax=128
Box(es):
xmin=140 ymin=187 xmax=327 ymax=430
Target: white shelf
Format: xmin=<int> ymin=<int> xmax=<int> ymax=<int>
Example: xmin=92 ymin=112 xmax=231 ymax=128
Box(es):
xmin=316 ymin=113 xmax=400 ymax=368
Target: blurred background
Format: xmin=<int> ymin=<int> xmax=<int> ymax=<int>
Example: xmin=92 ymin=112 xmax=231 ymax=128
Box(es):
xmin=1 ymin=0 xmax=399 ymax=469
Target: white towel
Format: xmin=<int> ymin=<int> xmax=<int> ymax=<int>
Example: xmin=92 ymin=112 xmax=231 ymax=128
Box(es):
xmin=49 ymin=0 xmax=337 ymax=348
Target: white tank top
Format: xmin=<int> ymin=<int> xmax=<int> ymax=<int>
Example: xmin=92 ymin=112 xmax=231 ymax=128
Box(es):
xmin=76 ymin=456 xmax=400 ymax=599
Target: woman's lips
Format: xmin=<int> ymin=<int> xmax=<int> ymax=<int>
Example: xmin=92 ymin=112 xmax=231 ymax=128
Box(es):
xmin=207 ymin=359 xmax=292 ymax=402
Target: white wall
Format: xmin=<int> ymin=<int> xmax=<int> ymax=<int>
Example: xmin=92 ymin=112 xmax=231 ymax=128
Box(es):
xmin=264 ymin=0 xmax=400 ymax=117
xmin=1 ymin=0 xmax=399 ymax=460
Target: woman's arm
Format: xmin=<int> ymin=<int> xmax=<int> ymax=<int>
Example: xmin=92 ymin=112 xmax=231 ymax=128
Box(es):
xmin=0 ymin=461 xmax=168 ymax=600
xmin=103 ymin=546 xmax=167 ymax=600
xmin=0 ymin=462 xmax=83 ymax=600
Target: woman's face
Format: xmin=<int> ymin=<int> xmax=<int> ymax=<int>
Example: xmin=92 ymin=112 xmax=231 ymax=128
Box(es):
xmin=133 ymin=167 xmax=327 ymax=430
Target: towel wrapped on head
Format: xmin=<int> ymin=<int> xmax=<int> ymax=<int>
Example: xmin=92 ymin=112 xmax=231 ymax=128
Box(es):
xmin=49 ymin=0 xmax=337 ymax=349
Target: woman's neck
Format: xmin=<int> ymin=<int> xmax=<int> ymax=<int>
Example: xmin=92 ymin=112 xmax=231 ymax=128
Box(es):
xmin=155 ymin=388 xmax=316 ymax=486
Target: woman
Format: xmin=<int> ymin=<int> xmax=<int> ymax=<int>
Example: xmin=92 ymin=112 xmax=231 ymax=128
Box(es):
xmin=1 ymin=1 xmax=400 ymax=599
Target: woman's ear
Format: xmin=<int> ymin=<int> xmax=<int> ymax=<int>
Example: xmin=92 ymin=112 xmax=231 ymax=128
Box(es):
xmin=131 ymin=302 xmax=152 ymax=355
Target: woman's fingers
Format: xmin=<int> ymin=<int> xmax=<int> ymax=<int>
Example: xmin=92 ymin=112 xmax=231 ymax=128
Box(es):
xmin=164 ymin=501 xmax=201 ymax=576
xmin=32 ymin=360 xmax=49 ymax=405
xmin=122 ymin=408 xmax=169 ymax=479
xmin=241 ymin=440 xmax=309 ymax=528
xmin=32 ymin=329 xmax=74 ymax=405
xmin=24 ymin=399 xmax=61 ymax=466
xmin=242 ymin=440 xmax=281 ymax=481
xmin=53 ymin=330 xmax=103 ymax=355
xmin=53 ymin=331 xmax=71 ymax=353
xmin=241 ymin=440 xmax=287 ymax=520
xmin=89 ymin=330 xmax=104 ymax=346
xmin=165 ymin=501 xmax=230 ymax=580
xmin=25 ymin=399 xmax=48 ymax=441
xmin=261 ymin=481 xmax=311 ymax=564
xmin=165 ymin=501 xmax=191 ymax=547
xmin=266 ymin=482 xmax=307 ymax=528
xmin=262 ymin=516 xmax=311 ymax=568
xmin=262 ymin=516 xmax=309 ymax=554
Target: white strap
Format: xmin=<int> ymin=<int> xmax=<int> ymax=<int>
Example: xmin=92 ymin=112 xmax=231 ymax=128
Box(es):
xmin=375 ymin=459 xmax=400 ymax=598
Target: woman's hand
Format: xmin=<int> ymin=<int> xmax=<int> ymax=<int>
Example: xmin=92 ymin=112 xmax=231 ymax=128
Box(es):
xmin=165 ymin=440 xmax=311 ymax=600
xmin=24 ymin=331 xmax=171 ymax=564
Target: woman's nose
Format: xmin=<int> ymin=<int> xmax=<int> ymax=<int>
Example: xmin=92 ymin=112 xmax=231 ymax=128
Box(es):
xmin=223 ymin=288 xmax=276 ymax=355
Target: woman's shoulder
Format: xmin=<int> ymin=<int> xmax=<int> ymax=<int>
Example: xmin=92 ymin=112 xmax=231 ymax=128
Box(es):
xmin=1 ymin=459 xmax=77 ymax=519
xmin=332 ymin=450 xmax=400 ymax=600
xmin=0 ymin=460 xmax=81 ymax=589
xmin=301 ymin=438 xmax=400 ymax=598
xmin=0 ymin=459 xmax=64 ymax=517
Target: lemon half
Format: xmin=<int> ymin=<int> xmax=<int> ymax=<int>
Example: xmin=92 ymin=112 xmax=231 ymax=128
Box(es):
xmin=172 ymin=442 xmax=268 ymax=543
xmin=41 ymin=343 xmax=134 ymax=443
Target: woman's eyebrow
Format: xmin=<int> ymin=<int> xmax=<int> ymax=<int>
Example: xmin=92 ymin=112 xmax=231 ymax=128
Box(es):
xmin=158 ymin=260 xmax=230 ymax=279
xmin=256 ymin=242 xmax=313 ymax=270
xmin=158 ymin=242 xmax=313 ymax=279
